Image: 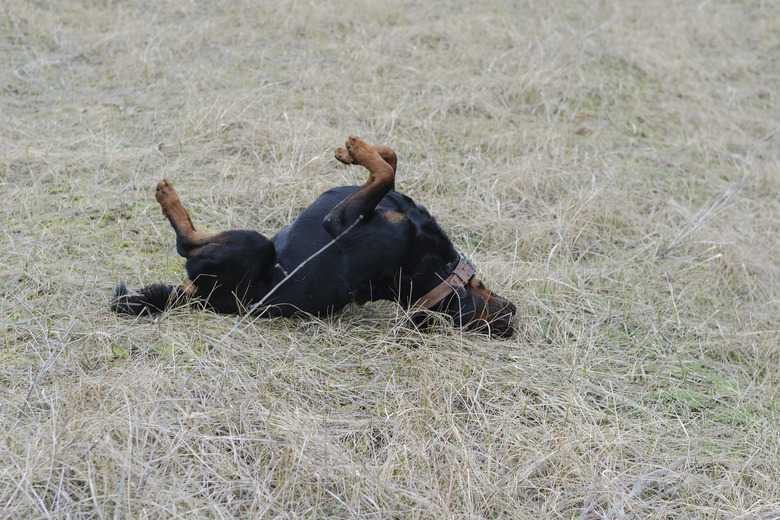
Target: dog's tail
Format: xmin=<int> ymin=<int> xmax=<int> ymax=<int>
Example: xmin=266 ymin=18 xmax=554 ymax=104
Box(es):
xmin=110 ymin=281 xmax=187 ymax=316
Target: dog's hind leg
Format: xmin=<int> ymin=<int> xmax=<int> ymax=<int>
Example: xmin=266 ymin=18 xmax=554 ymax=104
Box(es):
xmin=112 ymin=180 xmax=276 ymax=316
xmin=324 ymin=136 xmax=397 ymax=236
xmin=155 ymin=179 xmax=222 ymax=257
xmin=155 ymin=179 xmax=277 ymax=309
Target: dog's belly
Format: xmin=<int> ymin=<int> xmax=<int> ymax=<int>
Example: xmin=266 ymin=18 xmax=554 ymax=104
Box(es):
xmin=266 ymin=187 xmax=413 ymax=315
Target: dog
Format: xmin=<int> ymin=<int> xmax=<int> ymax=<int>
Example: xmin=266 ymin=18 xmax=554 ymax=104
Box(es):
xmin=112 ymin=136 xmax=516 ymax=337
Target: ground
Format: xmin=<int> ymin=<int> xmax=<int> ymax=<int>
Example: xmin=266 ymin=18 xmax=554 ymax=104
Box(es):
xmin=1 ymin=0 xmax=779 ymax=518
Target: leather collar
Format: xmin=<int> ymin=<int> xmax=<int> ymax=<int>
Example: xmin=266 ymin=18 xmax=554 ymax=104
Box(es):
xmin=411 ymin=253 xmax=476 ymax=310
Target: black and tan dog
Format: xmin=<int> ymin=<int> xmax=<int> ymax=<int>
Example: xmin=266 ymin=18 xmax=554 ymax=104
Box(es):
xmin=112 ymin=136 xmax=516 ymax=337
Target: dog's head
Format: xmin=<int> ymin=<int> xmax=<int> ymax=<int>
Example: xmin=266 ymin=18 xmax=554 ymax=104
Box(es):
xmin=412 ymin=256 xmax=517 ymax=338
xmin=440 ymin=275 xmax=517 ymax=338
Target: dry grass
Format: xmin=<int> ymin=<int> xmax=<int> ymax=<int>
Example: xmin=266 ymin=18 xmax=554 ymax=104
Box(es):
xmin=2 ymin=0 xmax=780 ymax=518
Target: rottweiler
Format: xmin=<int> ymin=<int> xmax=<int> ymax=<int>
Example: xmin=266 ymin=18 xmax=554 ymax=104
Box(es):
xmin=112 ymin=136 xmax=516 ymax=337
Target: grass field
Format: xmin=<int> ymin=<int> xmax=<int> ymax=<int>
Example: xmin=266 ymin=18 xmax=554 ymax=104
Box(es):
xmin=2 ymin=0 xmax=779 ymax=517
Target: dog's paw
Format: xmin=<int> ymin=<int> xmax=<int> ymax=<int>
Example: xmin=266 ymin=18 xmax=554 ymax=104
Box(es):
xmin=155 ymin=180 xmax=182 ymax=217
xmin=155 ymin=179 xmax=173 ymax=203
xmin=334 ymin=146 xmax=356 ymax=165
xmin=345 ymin=135 xmax=373 ymax=163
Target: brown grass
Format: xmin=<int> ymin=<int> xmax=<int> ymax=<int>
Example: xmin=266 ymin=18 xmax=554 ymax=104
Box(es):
xmin=2 ymin=0 xmax=779 ymax=518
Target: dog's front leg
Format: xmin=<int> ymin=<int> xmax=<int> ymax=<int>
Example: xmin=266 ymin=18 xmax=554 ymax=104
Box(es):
xmin=323 ymin=136 xmax=396 ymax=237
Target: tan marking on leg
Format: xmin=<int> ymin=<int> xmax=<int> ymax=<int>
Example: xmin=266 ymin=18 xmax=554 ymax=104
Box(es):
xmin=372 ymin=145 xmax=397 ymax=173
xmin=180 ymin=279 xmax=197 ymax=295
xmin=335 ymin=144 xmax=397 ymax=173
xmin=155 ymin=179 xmax=218 ymax=246
xmin=156 ymin=179 xmax=196 ymax=232
xmin=345 ymin=136 xmax=395 ymax=188
xmin=334 ymin=146 xmax=355 ymax=165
